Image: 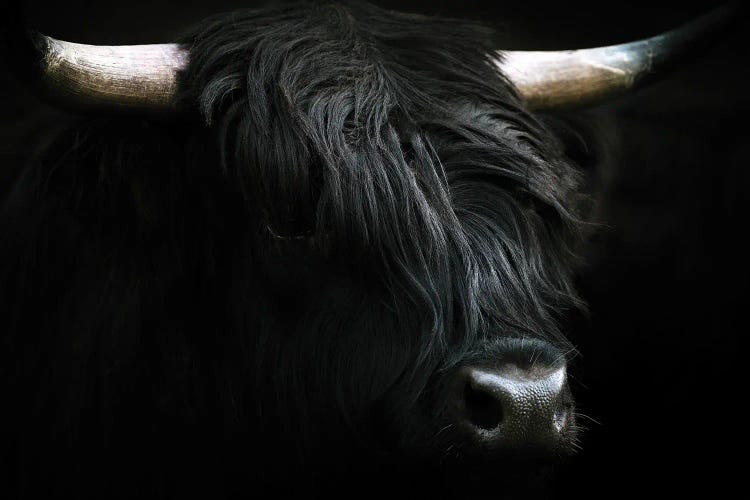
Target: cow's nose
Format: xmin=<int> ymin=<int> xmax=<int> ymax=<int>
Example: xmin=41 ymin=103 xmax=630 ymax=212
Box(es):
xmin=454 ymin=363 xmax=572 ymax=453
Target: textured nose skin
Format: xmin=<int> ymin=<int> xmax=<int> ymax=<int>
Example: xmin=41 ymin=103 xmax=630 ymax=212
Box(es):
xmin=458 ymin=364 xmax=571 ymax=451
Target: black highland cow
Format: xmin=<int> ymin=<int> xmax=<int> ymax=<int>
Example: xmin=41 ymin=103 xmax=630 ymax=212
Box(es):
xmin=0 ymin=1 xmax=734 ymax=498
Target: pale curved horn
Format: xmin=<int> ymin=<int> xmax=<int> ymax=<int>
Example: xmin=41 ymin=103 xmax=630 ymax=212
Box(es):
xmin=15 ymin=32 xmax=188 ymax=112
xmin=497 ymin=4 xmax=739 ymax=110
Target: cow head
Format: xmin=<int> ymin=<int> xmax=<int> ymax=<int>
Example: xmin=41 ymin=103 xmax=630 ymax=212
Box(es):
xmin=176 ymin=1 xmax=590 ymax=464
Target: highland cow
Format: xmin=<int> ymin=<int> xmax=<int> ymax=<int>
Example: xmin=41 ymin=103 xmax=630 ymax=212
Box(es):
xmin=0 ymin=1 xmax=731 ymax=498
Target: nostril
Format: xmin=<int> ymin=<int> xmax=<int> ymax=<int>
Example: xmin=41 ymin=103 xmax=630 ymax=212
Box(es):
xmin=463 ymin=381 xmax=504 ymax=430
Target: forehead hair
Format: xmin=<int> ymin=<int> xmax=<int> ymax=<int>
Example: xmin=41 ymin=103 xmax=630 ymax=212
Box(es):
xmin=180 ymin=0 xmax=585 ymax=357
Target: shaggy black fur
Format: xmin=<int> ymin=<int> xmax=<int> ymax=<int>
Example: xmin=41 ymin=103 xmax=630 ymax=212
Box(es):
xmin=1 ymin=1 xmax=586 ymax=497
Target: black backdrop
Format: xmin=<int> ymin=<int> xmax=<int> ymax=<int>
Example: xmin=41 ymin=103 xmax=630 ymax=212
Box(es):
xmin=1 ymin=1 xmax=746 ymax=497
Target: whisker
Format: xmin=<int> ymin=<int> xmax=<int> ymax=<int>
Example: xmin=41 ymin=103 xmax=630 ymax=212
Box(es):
xmin=433 ymin=423 xmax=455 ymax=441
xmin=574 ymin=412 xmax=602 ymax=426
xmin=553 ymin=346 xmax=579 ymax=367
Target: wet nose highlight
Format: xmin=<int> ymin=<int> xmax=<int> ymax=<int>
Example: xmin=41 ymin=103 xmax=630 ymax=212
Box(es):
xmin=457 ymin=363 xmax=571 ymax=449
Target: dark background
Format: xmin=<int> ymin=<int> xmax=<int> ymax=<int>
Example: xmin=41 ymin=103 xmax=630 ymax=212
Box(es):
xmin=1 ymin=0 xmax=746 ymax=497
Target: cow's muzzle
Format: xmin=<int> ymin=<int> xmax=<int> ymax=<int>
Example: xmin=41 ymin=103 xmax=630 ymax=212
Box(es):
xmin=448 ymin=341 xmax=575 ymax=456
